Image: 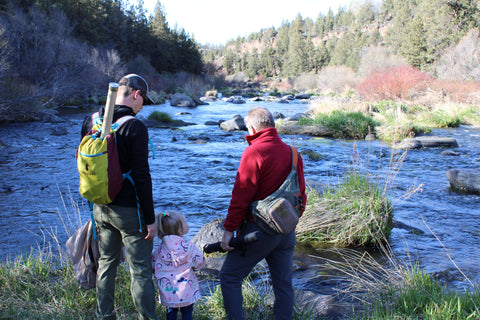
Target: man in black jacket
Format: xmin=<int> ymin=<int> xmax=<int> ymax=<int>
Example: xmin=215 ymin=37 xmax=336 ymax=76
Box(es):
xmin=81 ymin=74 xmax=158 ymax=320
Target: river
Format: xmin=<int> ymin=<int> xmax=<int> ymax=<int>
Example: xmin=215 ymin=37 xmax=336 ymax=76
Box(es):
xmin=0 ymin=99 xmax=479 ymax=291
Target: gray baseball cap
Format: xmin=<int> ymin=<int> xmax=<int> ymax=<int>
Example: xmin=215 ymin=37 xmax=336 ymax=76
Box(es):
xmin=118 ymin=74 xmax=155 ymax=105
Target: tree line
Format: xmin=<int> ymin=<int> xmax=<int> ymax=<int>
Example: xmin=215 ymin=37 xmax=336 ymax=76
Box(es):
xmin=202 ymin=0 xmax=480 ymax=80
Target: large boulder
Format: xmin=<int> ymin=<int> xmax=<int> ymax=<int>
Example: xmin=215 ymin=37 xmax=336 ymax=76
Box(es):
xmin=170 ymin=93 xmax=196 ymax=107
xmin=446 ymin=169 xmax=480 ymax=194
xmin=219 ymin=115 xmax=247 ymax=132
xmin=191 ymin=218 xmax=224 ymax=251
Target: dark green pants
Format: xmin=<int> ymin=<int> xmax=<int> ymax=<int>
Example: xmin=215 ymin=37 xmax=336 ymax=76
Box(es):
xmin=93 ymin=204 xmax=158 ymax=320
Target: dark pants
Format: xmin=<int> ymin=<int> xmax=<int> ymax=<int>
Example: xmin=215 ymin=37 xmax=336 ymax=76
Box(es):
xmin=93 ymin=204 xmax=158 ymax=320
xmin=220 ymin=221 xmax=296 ymax=320
xmin=166 ymin=304 xmax=193 ymax=320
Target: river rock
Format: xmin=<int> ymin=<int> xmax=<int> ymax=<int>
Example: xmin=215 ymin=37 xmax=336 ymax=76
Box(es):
xmin=223 ymin=96 xmax=246 ymax=104
xmin=394 ymin=138 xmax=422 ymax=150
xmin=170 ymin=93 xmax=196 ymax=107
xmin=441 ymin=150 xmax=461 ymax=156
xmin=294 ymin=93 xmax=311 ymax=100
xmin=219 ymin=115 xmax=247 ymax=132
xmin=205 ymin=120 xmax=220 ymax=126
xmin=191 ymin=218 xmax=224 ymax=252
xmin=273 ymin=112 xmax=285 ymax=120
xmin=395 ymin=136 xmax=458 ymax=149
xmin=205 ymin=90 xmax=217 ymax=98
xmin=142 ymin=119 xmax=195 ymax=128
xmin=277 ymin=123 xmax=331 ymax=136
xmin=446 ymin=169 xmax=480 ymax=194
xmin=285 ymin=113 xmax=308 ymax=121
xmin=415 ymin=136 xmax=458 ymax=148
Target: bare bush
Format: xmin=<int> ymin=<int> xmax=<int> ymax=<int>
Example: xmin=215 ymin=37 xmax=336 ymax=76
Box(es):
xmin=317 ymin=66 xmax=357 ymax=93
xmin=435 ymin=29 xmax=480 ymax=81
xmin=293 ymin=74 xmax=319 ymax=92
xmin=357 ymin=46 xmax=407 ymax=78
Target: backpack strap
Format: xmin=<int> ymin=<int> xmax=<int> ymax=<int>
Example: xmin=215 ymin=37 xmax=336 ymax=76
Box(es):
xmin=290 ymin=146 xmax=298 ymax=170
xmin=112 ymin=115 xmax=135 ymax=132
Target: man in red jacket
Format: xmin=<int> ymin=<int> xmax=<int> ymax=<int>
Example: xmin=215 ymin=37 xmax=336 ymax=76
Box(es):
xmin=220 ymin=107 xmax=307 ymax=320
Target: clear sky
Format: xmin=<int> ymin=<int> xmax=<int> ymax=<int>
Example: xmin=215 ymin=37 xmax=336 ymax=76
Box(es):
xmin=143 ymin=0 xmax=357 ymax=45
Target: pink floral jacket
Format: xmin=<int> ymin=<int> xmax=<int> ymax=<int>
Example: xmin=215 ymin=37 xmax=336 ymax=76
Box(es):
xmin=152 ymin=235 xmax=206 ymax=308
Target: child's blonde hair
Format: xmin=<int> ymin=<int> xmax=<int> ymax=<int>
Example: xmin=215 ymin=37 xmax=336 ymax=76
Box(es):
xmin=156 ymin=211 xmax=189 ymax=238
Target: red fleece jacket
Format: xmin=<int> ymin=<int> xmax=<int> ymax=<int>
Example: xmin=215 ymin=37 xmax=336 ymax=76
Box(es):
xmin=224 ymin=127 xmax=307 ymax=232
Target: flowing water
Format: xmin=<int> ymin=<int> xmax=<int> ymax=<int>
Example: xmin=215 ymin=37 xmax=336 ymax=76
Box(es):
xmin=0 ymin=99 xmax=479 ymax=292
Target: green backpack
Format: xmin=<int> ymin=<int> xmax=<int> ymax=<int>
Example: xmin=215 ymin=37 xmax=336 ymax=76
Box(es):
xmin=77 ymin=112 xmax=134 ymax=204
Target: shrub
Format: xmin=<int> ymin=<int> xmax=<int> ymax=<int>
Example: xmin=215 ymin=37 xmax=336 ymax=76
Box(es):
xmin=356 ymin=65 xmax=431 ymax=100
xmin=316 ymin=66 xmax=357 ymax=94
xmin=357 ymin=46 xmax=406 ymax=78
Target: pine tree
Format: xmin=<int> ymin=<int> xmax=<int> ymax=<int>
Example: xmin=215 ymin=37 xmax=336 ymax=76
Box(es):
xmin=401 ymin=15 xmax=429 ymax=68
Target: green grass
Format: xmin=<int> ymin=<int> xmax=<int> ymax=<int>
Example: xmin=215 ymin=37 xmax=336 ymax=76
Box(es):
xmin=297 ymin=172 xmax=393 ymax=246
xmin=0 ymin=252 xmax=148 ymax=319
xmin=0 ymin=253 xmax=320 ymax=319
xmin=298 ymin=110 xmax=378 ymax=140
xmin=361 ymin=267 xmax=480 ymax=319
xmin=148 ymin=111 xmax=173 ymax=122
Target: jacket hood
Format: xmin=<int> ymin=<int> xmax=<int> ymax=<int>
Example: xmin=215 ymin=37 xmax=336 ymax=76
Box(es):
xmin=159 ymin=235 xmax=191 ymax=267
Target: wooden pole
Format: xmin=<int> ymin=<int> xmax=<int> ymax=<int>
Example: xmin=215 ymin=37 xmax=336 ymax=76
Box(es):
xmin=100 ymin=82 xmax=119 ymax=138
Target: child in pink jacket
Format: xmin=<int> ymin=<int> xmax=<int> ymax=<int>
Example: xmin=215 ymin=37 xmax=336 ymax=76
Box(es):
xmin=152 ymin=211 xmax=206 ymax=320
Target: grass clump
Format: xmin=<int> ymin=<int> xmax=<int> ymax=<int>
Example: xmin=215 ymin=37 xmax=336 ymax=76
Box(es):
xmin=299 ymin=110 xmax=377 ymax=140
xmin=297 ymin=172 xmax=393 ymax=246
xmin=363 ymin=267 xmax=480 ymax=319
xmin=148 ymin=111 xmax=173 ymax=122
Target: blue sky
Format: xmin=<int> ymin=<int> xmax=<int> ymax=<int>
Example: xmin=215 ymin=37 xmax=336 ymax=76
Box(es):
xmin=143 ymin=0 xmax=360 ymax=45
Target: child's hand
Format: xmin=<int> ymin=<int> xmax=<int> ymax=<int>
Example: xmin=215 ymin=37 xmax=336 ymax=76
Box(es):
xmin=145 ymin=223 xmax=157 ymax=240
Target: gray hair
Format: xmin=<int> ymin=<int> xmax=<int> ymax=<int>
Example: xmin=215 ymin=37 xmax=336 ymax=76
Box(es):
xmin=244 ymin=107 xmax=275 ymax=131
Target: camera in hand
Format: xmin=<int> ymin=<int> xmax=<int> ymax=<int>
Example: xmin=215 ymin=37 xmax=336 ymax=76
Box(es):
xmin=203 ymin=231 xmax=262 ymax=254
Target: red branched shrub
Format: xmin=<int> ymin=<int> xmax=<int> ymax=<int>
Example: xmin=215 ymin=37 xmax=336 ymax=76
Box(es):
xmin=356 ymin=65 xmax=432 ymax=100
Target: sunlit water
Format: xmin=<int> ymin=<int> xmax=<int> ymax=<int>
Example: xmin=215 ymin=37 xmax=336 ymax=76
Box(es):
xmin=0 ymin=99 xmax=479 ymax=292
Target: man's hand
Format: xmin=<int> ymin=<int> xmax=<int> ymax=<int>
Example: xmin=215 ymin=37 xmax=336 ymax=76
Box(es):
xmin=221 ymin=230 xmax=235 ymax=251
xmin=145 ymin=223 xmax=157 ymax=240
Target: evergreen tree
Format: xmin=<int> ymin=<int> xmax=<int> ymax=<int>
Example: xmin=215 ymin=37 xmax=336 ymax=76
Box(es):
xmin=224 ymin=49 xmax=236 ymax=74
xmin=284 ymin=14 xmax=308 ymax=76
xmin=315 ymin=13 xmax=326 ymax=36
xmin=325 ymin=8 xmax=335 ymax=31
xmin=401 ymin=15 xmax=429 ymax=68
xmin=385 ymin=0 xmax=413 ymax=53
